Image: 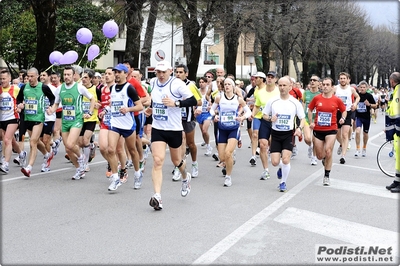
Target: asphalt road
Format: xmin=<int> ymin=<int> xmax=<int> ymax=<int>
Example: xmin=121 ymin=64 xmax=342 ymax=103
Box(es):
xmin=1 ymin=113 xmax=399 ymax=265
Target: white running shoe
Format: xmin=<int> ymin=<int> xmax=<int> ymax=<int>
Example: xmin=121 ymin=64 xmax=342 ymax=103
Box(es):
xmin=362 ymin=149 xmax=366 ymax=157
xmin=354 ymin=149 xmax=360 ymax=158
xmin=323 ymin=177 xmax=330 ymax=186
xmin=134 ymin=172 xmax=143 ymax=189
xmin=311 ymin=156 xmax=318 ymax=165
xmin=191 ymin=162 xmax=199 ymax=178
xmin=172 ymin=167 xmax=182 ymax=181
xmin=260 ymin=170 xmax=270 ymax=180
xmin=108 ymin=174 xmax=121 ymax=191
xmin=224 ymin=176 xmax=232 ymax=187
xmin=181 ymin=173 xmax=191 ymax=197
xmin=149 ymin=194 xmax=163 ymax=210
xmin=204 ymin=146 xmax=212 ymax=156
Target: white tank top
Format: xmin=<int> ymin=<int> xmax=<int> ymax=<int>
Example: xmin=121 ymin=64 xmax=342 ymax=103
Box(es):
xmin=218 ymin=93 xmax=240 ymax=130
xmin=110 ymin=83 xmax=135 ymax=130
xmin=335 ymin=85 xmax=353 ymax=111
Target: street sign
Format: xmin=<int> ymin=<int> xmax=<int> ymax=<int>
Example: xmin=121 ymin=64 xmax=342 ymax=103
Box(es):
xmin=155 ymin=50 xmax=165 ymax=61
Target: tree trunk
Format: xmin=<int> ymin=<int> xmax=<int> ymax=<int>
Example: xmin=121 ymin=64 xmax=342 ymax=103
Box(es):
xmin=223 ymin=1 xmax=240 ymax=78
xmin=140 ymin=0 xmax=160 ymax=74
xmin=176 ymin=0 xmax=216 ymax=81
xmin=30 ymin=0 xmax=56 ymax=70
xmin=125 ymin=0 xmax=145 ymax=67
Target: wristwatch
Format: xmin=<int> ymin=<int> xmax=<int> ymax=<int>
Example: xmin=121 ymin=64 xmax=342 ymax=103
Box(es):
xmin=175 ymin=100 xmax=180 ymax=107
xmin=88 ymin=111 xmax=93 ymax=116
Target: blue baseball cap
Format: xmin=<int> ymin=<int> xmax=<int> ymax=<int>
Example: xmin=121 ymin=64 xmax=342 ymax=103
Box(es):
xmin=113 ymin=63 xmax=128 ymax=73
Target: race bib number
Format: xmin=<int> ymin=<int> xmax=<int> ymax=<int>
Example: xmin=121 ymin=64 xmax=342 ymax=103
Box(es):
xmin=82 ymin=101 xmax=90 ymax=114
xmin=63 ymin=105 xmax=75 ymax=121
xmin=276 ymin=114 xmax=290 ymax=130
xmin=153 ymin=103 xmax=168 ymax=121
xmin=357 ymin=102 xmax=367 ymax=113
xmin=25 ymin=100 xmax=38 ymax=115
xmin=220 ymin=111 xmax=236 ymax=127
xmin=103 ymin=113 xmax=111 ymax=127
xmin=317 ymin=112 xmax=332 ymax=126
xmin=0 ymin=97 xmax=12 ymax=111
xmin=338 ymin=96 xmax=347 ymax=104
xmin=201 ymin=100 xmax=209 ymax=113
xmin=111 ymin=101 xmax=124 ymax=117
xmin=181 ymin=107 xmax=187 ymax=118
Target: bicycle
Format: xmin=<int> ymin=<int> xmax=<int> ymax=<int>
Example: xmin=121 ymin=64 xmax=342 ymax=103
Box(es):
xmin=376 ymin=140 xmax=396 ymax=177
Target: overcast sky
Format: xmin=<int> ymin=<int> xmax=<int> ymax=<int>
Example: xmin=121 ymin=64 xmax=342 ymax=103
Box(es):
xmin=357 ymin=0 xmax=399 ymax=28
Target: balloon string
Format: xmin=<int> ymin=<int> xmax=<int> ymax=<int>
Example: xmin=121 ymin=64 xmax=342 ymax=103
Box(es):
xmin=102 ymin=38 xmax=108 ymax=51
xmin=77 ymin=44 xmax=89 ymax=66
xmin=44 ymin=64 xmax=54 ymax=72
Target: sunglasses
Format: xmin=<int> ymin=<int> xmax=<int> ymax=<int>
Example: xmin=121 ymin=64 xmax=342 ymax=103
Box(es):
xmin=310 ymin=79 xmax=319 ymax=82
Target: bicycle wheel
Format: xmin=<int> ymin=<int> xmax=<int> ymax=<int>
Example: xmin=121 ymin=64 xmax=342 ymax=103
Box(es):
xmin=376 ymin=140 xmax=396 ymax=177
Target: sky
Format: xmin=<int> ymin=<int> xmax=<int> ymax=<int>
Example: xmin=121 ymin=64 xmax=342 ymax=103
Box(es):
xmin=357 ymin=0 xmax=399 ymax=29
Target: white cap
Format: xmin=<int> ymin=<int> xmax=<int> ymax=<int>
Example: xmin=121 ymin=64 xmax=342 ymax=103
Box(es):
xmin=155 ymin=60 xmax=172 ymax=71
xmin=94 ymin=72 xmax=102 ymax=78
xmin=253 ymin=72 xmax=266 ymax=79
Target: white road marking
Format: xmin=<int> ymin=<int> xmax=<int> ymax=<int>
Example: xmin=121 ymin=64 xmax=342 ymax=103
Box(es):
xmin=274 ymin=207 xmax=399 ymax=258
xmin=192 ymin=168 xmax=324 ymax=265
xmin=320 ymin=178 xmax=399 ymax=200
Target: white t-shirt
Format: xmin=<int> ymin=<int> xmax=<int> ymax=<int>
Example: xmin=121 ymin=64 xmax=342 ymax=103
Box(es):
xmin=150 ymin=77 xmax=193 ymax=131
xmin=263 ymin=96 xmax=305 ymax=131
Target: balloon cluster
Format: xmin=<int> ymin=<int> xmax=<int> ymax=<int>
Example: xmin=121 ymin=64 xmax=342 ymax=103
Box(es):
xmin=48 ymin=20 xmax=118 ymax=67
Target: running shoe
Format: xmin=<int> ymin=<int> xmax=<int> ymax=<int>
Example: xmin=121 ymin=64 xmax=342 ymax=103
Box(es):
xmin=45 ymin=152 xmax=54 ymax=168
xmin=278 ymin=182 xmax=287 ymax=192
xmin=139 ymin=160 xmax=145 ymax=172
xmin=13 ymin=156 xmax=21 ymax=166
xmin=201 ymin=142 xmax=206 ymax=147
xmin=20 ymin=151 xmax=27 ymax=168
xmin=238 ymin=139 xmax=242 ymax=148
xmin=72 ymin=168 xmax=84 ymax=180
xmin=224 ymin=176 xmax=232 ymax=187
xmin=52 ymin=139 xmax=61 ymax=156
xmin=191 ymin=162 xmax=199 ymax=178
xmin=337 ymin=145 xmax=342 ymax=155
xmin=149 ymin=194 xmax=163 ymax=210
xmin=292 ymin=145 xmax=298 ymax=157
xmin=362 ymin=149 xmax=366 ymax=157
xmin=120 ymin=168 xmax=128 ymax=183
xmin=106 ymin=163 xmax=112 ymax=178
xmin=323 ymin=177 xmax=330 ymax=186
xmin=126 ymin=160 xmax=133 ymax=169
xmin=212 ymin=153 xmax=219 ymax=161
xmin=108 ymin=174 xmax=121 ymax=191
xmin=204 ymin=146 xmax=212 ymax=156
xmin=88 ymin=143 xmax=96 ymax=162
xmin=311 ymin=156 xmax=318 ymax=166
xmin=65 ymin=153 xmax=70 ymax=161
xmin=181 ymin=173 xmax=191 ymax=197
xmin=339 ymin=156 xmax=345 ymax=164
xmin=0 ymin=164 xmax=9 ymax=174
xmin=77 ymin=154 xmax=85 ymax=172
xmin=21 ymin=167 xmax=31 ymax=178
xmin=41 ymin=163 xmax=50 ymax=172
xmin=172 ymin=167 xmax=182 ymax=181
xmin=354 ymin=150 xmax=360 ymax=157
xmin=249 ymin=156 xmax=256 ymax=166
xmin=134 ymin=172 xmax=143 ymax=189
xmin=260 ymin=169 xmax=270 ymax=180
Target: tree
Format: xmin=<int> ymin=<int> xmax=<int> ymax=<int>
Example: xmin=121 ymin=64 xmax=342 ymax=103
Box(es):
xmin=222 ymin=0 xmax=241 ymax=77
xmin=124 ymin=0 xmax=146 ymax=66
xmin=174 ymin=0 xmax=217 ymax=81
xmin=140 ymin=0 xmax=160 ymax=73
xmin=29 ymin=0 xmax=57 ymax=71
xmin=0 ymin=0 xmax=115 ymax=71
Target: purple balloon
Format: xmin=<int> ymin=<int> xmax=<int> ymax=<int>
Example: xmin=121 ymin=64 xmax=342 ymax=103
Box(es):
xmin=76 ymin=28 xmax=93 ymax=45
xmin=49 ymin=51 xmax=63 ymax=65
xmin=87 ymin=44 xmax=100 ymax=61
xmin=102 ymin=21 xmax=118 ymax=39
xmin=59 ymin=51 xmax=79 ymax=65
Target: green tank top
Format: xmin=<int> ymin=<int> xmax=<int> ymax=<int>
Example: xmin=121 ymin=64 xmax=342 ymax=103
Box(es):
xmin=60 ymin=82 xmax=83 ymax=123
xmin=24 ymin=82 xmax=45 ymax=122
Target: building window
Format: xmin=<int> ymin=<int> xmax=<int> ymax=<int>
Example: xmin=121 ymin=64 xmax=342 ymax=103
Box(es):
xmin=214 ymin=34 xmax=220 ymax=45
